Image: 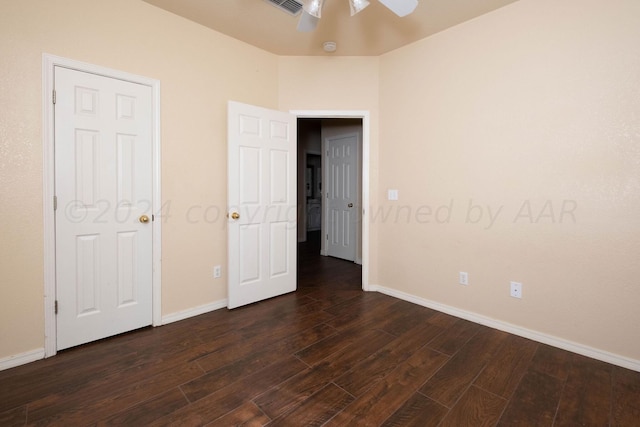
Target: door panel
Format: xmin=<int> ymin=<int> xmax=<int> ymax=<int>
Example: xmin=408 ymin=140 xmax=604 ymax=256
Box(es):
xmin=76 ymin=235 xmax=100 ymax=316
xmin=270 ymin=221 xmax=289 ymax=277
xmin=55 ymin=67 xmax=153 ymax=350
xmin=327 ymin=133 xmax=358 ymax=261
xmin=228 ymin=101 xmax=297 ymax=309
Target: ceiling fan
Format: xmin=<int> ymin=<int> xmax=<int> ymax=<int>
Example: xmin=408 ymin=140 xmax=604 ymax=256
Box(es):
xmin=296 ymin=0 xmax=419 ymax=32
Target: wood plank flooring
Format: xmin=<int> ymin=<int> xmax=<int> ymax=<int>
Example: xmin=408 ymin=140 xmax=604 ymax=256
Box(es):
xmin=1 ymin=231 xmax=639 ymax=426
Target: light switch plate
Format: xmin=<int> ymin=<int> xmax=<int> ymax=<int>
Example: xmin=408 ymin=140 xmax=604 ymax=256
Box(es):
xmin=388 ymin=189 xmax=399 ymax=201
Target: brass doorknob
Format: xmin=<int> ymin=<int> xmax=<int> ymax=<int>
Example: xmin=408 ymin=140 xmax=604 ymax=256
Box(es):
xmin=139 ymin=215 xmax=150 ymax=223
xmin=348 ymin=203 xmax=354 ymax=208
xmin=231 ymin=212 xmax=240 ymax=220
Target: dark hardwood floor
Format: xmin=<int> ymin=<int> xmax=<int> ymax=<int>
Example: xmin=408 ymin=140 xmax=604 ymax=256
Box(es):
xmin=1 ymin=231 xmax=639 ymax=426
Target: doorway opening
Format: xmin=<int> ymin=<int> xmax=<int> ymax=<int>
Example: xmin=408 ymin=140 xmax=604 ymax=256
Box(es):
xmin=296 ymin=116 xmax=366 ymax=286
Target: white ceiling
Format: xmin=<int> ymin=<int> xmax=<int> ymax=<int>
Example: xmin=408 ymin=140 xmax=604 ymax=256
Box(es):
xmin=143 ymin=0 xmax=521 ymax=56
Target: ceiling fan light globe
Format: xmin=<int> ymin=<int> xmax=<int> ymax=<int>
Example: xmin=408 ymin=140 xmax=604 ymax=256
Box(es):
xmin=297 ymin=10 xmax=319 ymax=32
xmin=303 ymin=0 xmax=325 ymax=18
xmin=378 ymin=0 xmax=418 ymax=17
xmin=349 ymin=0 xmax=370 ymax=16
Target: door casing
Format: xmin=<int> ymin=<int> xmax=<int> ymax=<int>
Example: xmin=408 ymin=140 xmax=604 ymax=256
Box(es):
xmin=291 ymin=110 xmax=371 ymax=291
xmin=42 ymin=54 xmax=162 ymax=357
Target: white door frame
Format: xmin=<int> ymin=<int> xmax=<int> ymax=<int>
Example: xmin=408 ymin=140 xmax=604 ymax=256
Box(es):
xmin=291 ymin=110 xmax=370 ymax=291
xmin=42 ymin=54 xmax=162 ymax=357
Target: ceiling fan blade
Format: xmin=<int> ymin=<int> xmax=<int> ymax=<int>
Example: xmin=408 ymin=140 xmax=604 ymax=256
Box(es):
xmin=297 ymin=10 xmax=319 ymax=32
xmin=378 ymin=0 xmax=418 ymax=17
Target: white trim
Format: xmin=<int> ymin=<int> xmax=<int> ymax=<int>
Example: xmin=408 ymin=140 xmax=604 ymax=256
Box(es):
xmin=319 ymin=139 xmax=325 ymax=254
xmin=0 ymin=348 xmax=45 ymax=371
xmin=291 ymin=110 xmax=371 ymax=291
xmin=151 ymin=70 xmax=163 ymax=327
xmin=161 ymin=299 xmax=228 ymax=325
xmin=42 ymin=54 xmax=162 ymax=356
xmin=372 ymin=285 xmax=640 ymax=373
xmin=42 ymin=56 xmax=56 ymax=357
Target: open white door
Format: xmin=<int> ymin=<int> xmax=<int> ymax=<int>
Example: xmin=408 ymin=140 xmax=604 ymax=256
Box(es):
xmin=227 ymin=101 xmax=297 ymax=309
xmin=55 ymin=67 xmax=153 ymax=350
xmin=326 ymin=133 xmax=359 ymax=261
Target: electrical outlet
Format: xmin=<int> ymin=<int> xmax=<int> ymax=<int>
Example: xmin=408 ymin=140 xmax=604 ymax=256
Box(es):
xmin=459 ymin=272 xmax=468 ymax=286
xmin=213 ymin=265 xmax=222 ymax=279
xmin=510 ymin=281 xmax=522 ymax=299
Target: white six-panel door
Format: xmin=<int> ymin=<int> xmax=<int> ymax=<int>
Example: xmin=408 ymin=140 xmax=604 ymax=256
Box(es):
xmin=55 ymin=67 xmax=153 ymax=350
xmin=227 ymin=101 xmax=297 ymax=309
xmin=327 ymin=133 xmax=358 ymax=261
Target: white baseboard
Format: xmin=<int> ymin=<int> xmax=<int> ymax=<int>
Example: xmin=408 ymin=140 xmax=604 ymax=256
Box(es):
xmin=0 ymin=300 xmax=228 ymax=371
xmin=0 ymin=348 xmax=45 ymax=371
xmin=371 ymin=285 xmax=640 ymax=373
xmin=363 ymin=282 xmax=379 ymax=292
xmin=161 ymin=299 xmax=228 ymax=325
xmin=6 ymin=290 xmax=636 ymax=373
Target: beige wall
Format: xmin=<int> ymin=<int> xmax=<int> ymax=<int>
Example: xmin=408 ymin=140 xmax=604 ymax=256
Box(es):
xmin=378 ymin=0 xmax=640 ymax=360
xmin=0 ymin=0 xmax=279 ymax=359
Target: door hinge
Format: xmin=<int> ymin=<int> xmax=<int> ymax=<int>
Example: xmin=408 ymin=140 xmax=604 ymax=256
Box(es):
xmin=152 ymin=214 xmax=155 ymax=222
xmin=53 ymin=196 xmax=57 ymax=211
xmin=52 ymin=90 xmax=56 ymax=105
xmin=55 ymin=300 xmax=58 ymax=315
xmin=326 ymin=234 xmax=329 ymax=240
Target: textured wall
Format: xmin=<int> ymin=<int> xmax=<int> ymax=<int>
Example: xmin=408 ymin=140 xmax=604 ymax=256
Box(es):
xmin=378 ymin=0 xmax=640 ymax=360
